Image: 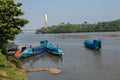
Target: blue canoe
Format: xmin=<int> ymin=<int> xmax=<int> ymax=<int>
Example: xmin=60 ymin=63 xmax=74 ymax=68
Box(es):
xmin=84 ymin=39 xmax=101 ymax=50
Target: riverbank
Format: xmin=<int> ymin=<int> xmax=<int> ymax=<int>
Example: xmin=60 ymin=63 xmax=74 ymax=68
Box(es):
xmin=55 ymin=32 xmax=120 ymax=39
xmin=0 ymin=51 xmax=27 ymax=80
xmin=0 ymin=50 xmax=61 ymax=80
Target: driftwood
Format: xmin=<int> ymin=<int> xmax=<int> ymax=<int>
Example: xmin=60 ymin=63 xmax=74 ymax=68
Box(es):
xmin=20 ymin=66 xmax=61 ymax=74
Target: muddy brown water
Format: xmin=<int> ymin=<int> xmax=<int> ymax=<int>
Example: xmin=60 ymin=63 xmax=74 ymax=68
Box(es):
xmin=14 ymin=32 xmax=120 ymax=80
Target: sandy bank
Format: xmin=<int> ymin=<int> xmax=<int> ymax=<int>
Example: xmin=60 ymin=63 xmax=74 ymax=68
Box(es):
xmin=20 ymin=66 xmax=61 ymax=74
xmin=55 ymin=32 xmax=120 ymax=39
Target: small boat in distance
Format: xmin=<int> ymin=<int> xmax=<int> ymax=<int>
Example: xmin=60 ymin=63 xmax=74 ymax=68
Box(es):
xmin=84 ymin=39 xmax=101 ymax=50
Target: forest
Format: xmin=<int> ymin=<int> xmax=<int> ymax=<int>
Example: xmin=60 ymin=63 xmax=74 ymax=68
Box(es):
xmin=36 ymin=19 xmax=120 ymax=33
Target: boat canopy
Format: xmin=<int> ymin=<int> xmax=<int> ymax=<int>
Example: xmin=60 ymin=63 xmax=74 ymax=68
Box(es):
xmin=40 ymin=40 xmax=48 ymax=46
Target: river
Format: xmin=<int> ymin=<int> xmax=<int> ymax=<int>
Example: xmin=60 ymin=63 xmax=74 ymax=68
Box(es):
xmin=14 ymin=32 xmax=120 ymax=80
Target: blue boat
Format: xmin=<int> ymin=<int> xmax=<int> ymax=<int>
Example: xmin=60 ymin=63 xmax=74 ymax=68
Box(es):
xmin=15 ymin=40 xmax=63 ymax=58
xmin=21 ymin=46 xmax=46 ymax=57
xmin=41 ymin=40 xmax=63 ymax=56
xmin=84 ymin=39 xmax=101 ymax=50
xmin=46 ymin=43 xmax=63 ymax=56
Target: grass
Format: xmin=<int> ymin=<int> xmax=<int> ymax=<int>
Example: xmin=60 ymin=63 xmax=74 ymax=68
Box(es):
xmin=0 ymin=51 xmax=27 ymax=80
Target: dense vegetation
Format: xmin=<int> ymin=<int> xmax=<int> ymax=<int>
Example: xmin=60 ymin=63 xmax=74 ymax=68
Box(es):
xmin=0 ymin=0 xmax=29 ymax=54
xmin=0 ymin=51 xmax=27 ymax=80
xmin=36 ymin=19 xmax=120 ymax=33
xmin=0 ymin=0 xmax=28 ymax=80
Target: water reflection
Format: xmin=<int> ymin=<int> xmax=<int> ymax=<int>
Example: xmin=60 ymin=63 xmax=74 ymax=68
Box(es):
xmin=84 ymin=46 xmax=103 ymax=69
xmin=46 ymin=52 xmax=63 ymax=63
xmin=84 ymin=46 xmax=101 ymax=56
xmin=21 ymin=52 xmax=63 ymax=67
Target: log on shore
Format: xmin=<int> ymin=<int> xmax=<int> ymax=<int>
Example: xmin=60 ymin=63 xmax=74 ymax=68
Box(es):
xmin=20 ymin=66 xmax=61 ymax=74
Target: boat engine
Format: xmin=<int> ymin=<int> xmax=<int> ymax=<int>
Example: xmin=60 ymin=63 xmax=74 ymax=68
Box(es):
xmin=94 ymin=40 xmax=101 ymax=50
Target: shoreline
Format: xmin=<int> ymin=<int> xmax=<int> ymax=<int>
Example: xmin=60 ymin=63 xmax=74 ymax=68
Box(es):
xmin=55 ymin=32 xmax=120 ymax=39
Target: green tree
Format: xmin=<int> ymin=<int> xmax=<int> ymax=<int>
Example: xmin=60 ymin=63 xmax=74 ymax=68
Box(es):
xmin=0 ymin=0 xmax=29 ymax=53
xmin=36 ymin=19 xmax=120 ymax=33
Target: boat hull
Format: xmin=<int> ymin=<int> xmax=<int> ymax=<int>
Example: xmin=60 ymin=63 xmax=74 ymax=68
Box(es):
xmin=20 ymin=46 xmax=46 ymax=58
xmin=84 ymin=39 xmax=101 ymax=50
xmin=15 ymin=40 xmax=63 ymax=59
xmin=46 ymin=43 xmax=63 ymax=56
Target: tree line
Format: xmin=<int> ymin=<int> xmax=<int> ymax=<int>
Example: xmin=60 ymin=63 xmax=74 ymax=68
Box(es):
xmin=36 ymin=19 xmax=120 ymax=33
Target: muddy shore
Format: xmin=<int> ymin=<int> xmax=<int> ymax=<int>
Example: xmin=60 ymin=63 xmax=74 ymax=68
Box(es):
xmin=20 ymin=66 xmax=61 ymax=74
xmin=55 ymin=32 xmax=120 ymax=39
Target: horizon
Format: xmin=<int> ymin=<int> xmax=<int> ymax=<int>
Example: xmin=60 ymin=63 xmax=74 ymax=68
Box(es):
xmin=15 ymin=0 xmax=120 ymax=30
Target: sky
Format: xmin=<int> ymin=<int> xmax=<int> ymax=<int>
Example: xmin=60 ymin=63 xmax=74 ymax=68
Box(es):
xmin=15 ymin=0 xmax=120 ymax=30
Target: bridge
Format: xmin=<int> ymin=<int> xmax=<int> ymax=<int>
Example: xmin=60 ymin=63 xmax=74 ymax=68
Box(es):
xmin=22 ymin=29 xmax=36 ymax=32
